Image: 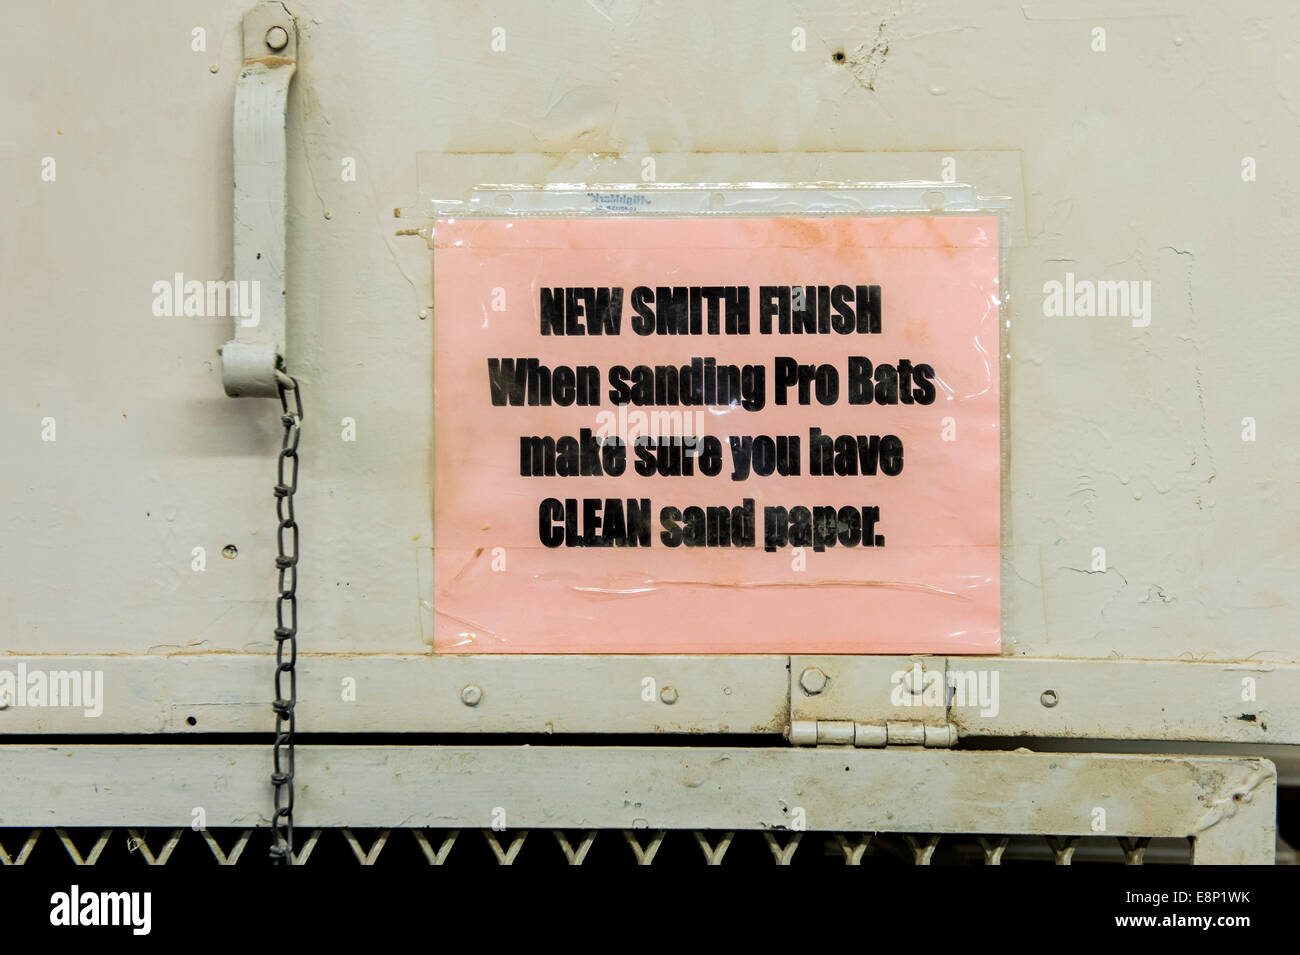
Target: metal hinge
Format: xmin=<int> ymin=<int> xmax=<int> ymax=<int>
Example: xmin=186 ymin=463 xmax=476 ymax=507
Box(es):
xmin=787 ymin=720 xmax=959 ymax=748
xmin=786 ymin=658 xmax=959 ymax=748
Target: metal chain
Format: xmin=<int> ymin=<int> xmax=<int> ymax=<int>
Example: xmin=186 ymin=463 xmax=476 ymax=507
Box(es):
xmin=270 ymin=373 xmax=302 ymax=864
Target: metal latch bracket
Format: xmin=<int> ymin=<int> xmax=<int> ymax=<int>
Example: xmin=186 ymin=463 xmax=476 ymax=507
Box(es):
xmin=222 ymin=1 xmax=298 ymax=397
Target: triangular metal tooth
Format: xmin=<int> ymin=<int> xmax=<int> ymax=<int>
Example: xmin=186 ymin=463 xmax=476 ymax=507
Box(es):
xmin=338 ymin=831 xmax=387 ymax=867
xmin=288 ymin=828 xmax=322 ymax=865
xmin=1046 ymin=835 xmax=1080 ymax=865
xmin=976 ymin=836 xmax=1010 ymax=865
xmin=1117 ymin=836 xmax=1151 ymax=865
xmin=762 ymin=830 xmax=803 ymax=865
xmin=201 ymin=829 xmax=253 ymax=865
xmin=411 ymin=829 xmax=460 ymax=865
xmin=692 ymin=830 xmax=735 ymax=865
xmin=482 ymin=829 xmax=529 ymax=865
xmin=553 ymin=829 xmax=598 ymax=865
xmin=55 ymin=828 xmax=112 ymax=865
xmin=0 ymin=829 xmax=41 ymax=866
xmin=125 ymin=829 xmax=183 ymax=865
xmin=623 ymin=829 xmax=667 ymax=865
xmin=904 ymin=834 xmax=941 ymax=865
xmin=834 ymin=833 xmax=874 ymax=865
xmin=341 ymin=828 xmax=391 ymax=865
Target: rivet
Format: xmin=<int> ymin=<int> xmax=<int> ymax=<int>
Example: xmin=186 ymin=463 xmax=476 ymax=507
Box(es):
xmin=460 ymin=684 xmax=483 ymax=707
xmin=659 ymin=685 xmax=678 ymax=705
xmin=265 ymin=25 xmax=289 ymax=51
xmin=1041 ymin=689 xmax=1060 ymax=708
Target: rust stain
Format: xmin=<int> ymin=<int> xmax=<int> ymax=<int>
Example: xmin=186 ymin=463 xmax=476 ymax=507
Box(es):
xmin=243 ymin=55 xmax=295 ymax=69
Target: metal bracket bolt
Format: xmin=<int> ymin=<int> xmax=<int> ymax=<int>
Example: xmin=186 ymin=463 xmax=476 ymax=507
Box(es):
xmin=799 ymin=667 xmax=829 ymax=696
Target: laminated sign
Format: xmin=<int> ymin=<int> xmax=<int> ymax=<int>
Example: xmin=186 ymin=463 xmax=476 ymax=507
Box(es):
xmin=432 ymin=215 xmax=1001 ymax=653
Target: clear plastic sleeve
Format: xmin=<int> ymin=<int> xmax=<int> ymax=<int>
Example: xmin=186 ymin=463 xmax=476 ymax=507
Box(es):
xmin=417 ymin=166 xmax=1010 ymax=654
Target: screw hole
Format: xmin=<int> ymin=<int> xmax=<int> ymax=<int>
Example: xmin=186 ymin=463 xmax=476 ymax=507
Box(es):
xmin=186 ymin=716 xmax=197 ymax=726
xmin=222 ymin=545 xmax=238 ymax=559
xmin=832 ymin=50 xmax=846 ymax=63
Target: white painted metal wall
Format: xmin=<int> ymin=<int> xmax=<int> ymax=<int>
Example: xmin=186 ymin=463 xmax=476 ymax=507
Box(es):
xmin=1 ymin=0 xmax=1297 ymax=808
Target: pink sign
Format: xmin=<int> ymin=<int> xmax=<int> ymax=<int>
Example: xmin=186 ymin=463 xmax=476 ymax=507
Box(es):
xmin=432 ymin=215 xmax=1001 ymax=653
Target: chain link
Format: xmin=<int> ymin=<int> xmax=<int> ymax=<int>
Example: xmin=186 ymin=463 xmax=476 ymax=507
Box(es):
xmin=270 ymin=374 xmax=302 ymax=864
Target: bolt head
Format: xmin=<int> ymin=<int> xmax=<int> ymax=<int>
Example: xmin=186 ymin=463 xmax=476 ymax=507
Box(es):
xmin=659 ymin=685 xmax=678 ymax=705
xmin=265 ymin=25 xmax=289 ymax=51
xmin=460 ymin=684 xmax=483 ymax=707
xmin=799 ymin=667 xmax=829 ymax=695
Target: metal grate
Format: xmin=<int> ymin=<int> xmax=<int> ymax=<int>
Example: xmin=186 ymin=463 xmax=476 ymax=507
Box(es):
xmin=0 ymin=827 xmax=1194 ymax=866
